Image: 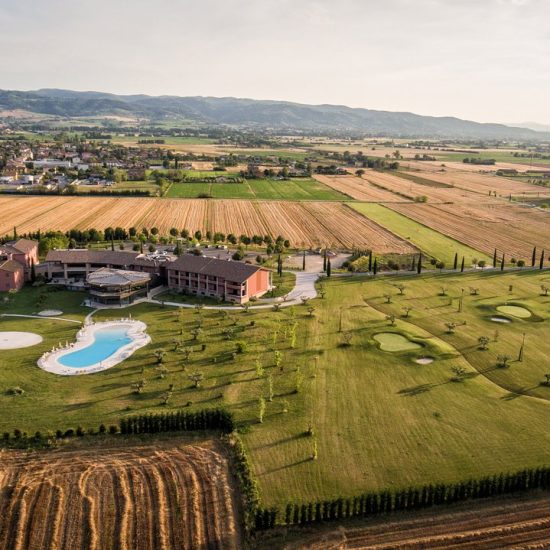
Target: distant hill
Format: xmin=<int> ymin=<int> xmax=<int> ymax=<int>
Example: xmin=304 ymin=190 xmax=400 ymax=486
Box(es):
xmin=0 ymin=88 xmax=547 ymax=140
xmin=509 ymin=121 xmax=550 ymax=133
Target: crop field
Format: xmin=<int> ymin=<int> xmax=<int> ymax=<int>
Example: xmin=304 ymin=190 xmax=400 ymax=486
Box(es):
xmin=166 ymin=182 xmax=255 ymax=199
xmin=0 ymin=196 xmax=414 ymax=251
xmin=312 ymin=174 xmax=404 ymax=202
xmin=404 ymin=169 xmax=544 ymax=198
xmin=389 ymin=201 xmax=550 ymax=259
xmin=275 ymin=494 xmax=550 ymax=549
xmin=350 ymin=203 xmax=490 ymax=264
xmin=364 ymin=170 xmax=488 ymax=203
xmin=0 ymin=437 xmax=242 ymax=550
xmin=3 ymin=270 xmax=550 ymax=513
xmin=166 ymin=178 xmax=346 ymax=200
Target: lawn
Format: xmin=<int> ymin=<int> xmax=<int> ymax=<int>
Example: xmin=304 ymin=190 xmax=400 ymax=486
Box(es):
xmin=265 ymin=272 xmax=296 ymax=298
xmin=351 ymin=203 xmax=491 ymax=265
xmin=1 ymin=270 xmax=550 ymax=511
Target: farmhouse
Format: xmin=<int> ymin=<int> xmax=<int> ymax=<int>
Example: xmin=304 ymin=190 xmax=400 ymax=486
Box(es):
xmin=41 ymin=249 xmax=172 ymax=284
xmin=0 ymin=238 xmax=39 ymax=281
xmin=167 ymin=255 xmax=271 ymax=304
xmin=0 ymin=259 xmax=24 ymax=292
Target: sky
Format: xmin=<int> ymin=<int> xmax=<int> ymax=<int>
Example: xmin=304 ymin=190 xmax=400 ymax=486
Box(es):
xmin=0 ymin=0 xmax=549 ymax=124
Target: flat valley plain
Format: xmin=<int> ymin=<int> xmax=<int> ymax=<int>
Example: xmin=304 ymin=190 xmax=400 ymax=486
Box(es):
xmin=3 ymin=136 xmax=550 ymax=546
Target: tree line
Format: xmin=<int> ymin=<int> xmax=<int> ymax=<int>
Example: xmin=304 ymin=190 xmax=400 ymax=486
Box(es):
xmin=119 ymin=408 xmax=234 ymax=434
xmin=254 ymin=466 xmax=550 ymax=530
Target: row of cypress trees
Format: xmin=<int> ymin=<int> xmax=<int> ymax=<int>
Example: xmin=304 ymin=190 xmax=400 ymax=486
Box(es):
xmin=119 ymin=408 xmax=234 ymax=435
xmin=255 ymin=466 xmax=550 ymax=530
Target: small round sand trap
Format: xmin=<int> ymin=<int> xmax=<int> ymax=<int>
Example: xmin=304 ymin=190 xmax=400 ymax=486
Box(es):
xmin=38 ymin=310 xmax=63 ymax=317
xmin=415 ymin=357 xmax=434 ymax=365
xmin=0 ymin=332 xmax=43 ymax=350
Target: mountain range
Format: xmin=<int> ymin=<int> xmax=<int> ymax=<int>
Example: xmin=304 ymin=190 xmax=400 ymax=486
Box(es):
xmin=0 ymin=88 xmax=547 ymax=140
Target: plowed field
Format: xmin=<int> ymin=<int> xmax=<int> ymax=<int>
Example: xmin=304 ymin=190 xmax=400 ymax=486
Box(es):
xmin=282 ymin=494 xmax=550 ymax=549
xmin=0 ymin=438 xmax=242 ymax=550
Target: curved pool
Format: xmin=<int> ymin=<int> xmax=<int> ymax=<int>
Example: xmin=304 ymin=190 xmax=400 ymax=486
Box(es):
xmin=59 ymin=327 xmax=132 ymax=368
xmin=38 ymin=320 xmax=151 ymax=376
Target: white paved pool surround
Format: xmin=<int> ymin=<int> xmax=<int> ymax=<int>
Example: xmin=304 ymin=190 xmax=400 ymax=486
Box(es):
xmin=37 ymin=319 xmax=151 ymax=376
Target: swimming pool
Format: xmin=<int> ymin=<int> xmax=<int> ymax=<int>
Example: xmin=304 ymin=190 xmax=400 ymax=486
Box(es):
xmin=37 ymin=319 xmax=151 ymax=375
xmin=59 ymin=327 xmax=132 ymax=368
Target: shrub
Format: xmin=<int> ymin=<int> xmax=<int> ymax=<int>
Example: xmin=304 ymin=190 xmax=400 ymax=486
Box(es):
xmin=235 ymin=341 xmax=248 ymax=354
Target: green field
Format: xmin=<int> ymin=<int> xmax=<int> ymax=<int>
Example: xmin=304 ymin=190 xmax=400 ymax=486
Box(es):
xmin=351 ymin=203 xmax=491 ymax=265
xmin=166 ymin=177 xmax=347 ymax=200
xmin=2 ymin=269 xmax=550 ymax=510
xmin=166 ymin=182 xmax=255 ymax=198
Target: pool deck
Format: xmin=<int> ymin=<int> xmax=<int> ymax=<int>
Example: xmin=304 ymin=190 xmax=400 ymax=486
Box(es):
xmin=37 ymin=319 xmax=151 ymax=376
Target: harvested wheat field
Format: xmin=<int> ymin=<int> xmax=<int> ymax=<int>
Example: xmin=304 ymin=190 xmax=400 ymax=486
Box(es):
xmin=405 ymin=169 xmax=543 ymax=198
xmin=389 ymin=201 xmax=550 ymax=259
xmin=0 ymin=438 xmax=242 ymax=550
xmin=280 ymin=493 xmax=550 ymax=549
xmin=208 ymin=200 xmax=416 ymax=252
xmin=0 ymin=196 xmax=415 ymax=251
xmin=364 ymin=171 xmax=485 ymax=204
xmin=312 ymin=174 xmax=404 ymax=202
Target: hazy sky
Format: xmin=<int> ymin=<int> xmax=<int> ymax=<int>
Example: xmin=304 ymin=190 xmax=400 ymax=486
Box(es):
xmin=1 ymin=0 xmax=549 ymax=124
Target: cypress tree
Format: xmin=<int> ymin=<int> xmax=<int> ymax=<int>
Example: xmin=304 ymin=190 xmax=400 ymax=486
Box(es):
xmin=30 ymin=260 xmax=36 ymax=283
xmin=292 ymin=505 xmax=300 ymax=525
xmin=500 ymin=254 xmax=505 ymax=271
xmin=302 ymin=250 xmax=306 ymax=271
xmin=373 ymin=258 xmax=378 ymax=275
xmin=492 ymin=249 xmax=497 ymax=268
xmin=285 ymin=503 xmax=293 ymax=525
xmin=417 ymin=253 xmax=422 ymax=274
xmin=315 ymin=502 xmax=322 ymax=522
xmin=111 ymin=236 xmax=115 ymax=251
xmin=453 ymin=252 xmax=458 ymax=270
xmin=411 ymin=255 xmax=416 ymax=272
xmin=460 ymin=256 xmax=465 ymax=272
xmin=300 ymin=504 xmax=308 ymax=524
xmin=532 ymin=246 xmax=537 ymax=267
xmin=326 ymin=258 xmax=332 ymax=277
xmin=323 ymin=250 xmax=327 ymax=272
xmin=540 ymin=250 xmax=545 ymax=270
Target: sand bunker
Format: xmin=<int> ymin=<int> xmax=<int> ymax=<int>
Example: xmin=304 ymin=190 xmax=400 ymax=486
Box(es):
xmin=37 ymin=310 xmax=64 ymax=317
xmin=0 ymin=332 xmax=43 ymax=350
